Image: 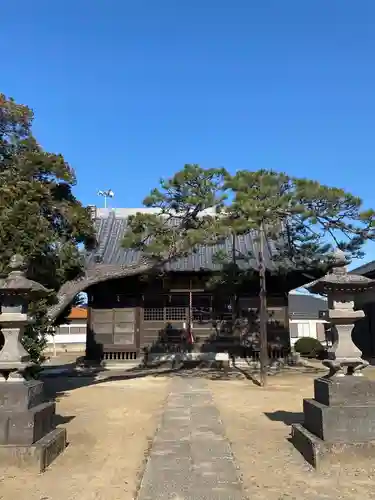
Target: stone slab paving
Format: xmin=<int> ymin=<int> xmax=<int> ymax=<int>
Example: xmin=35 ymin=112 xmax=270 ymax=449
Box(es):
xmin=137 ymin=378 xmax=246 ymax=500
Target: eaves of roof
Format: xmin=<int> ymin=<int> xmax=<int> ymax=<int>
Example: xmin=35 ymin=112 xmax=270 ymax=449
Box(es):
xmin=350 ymin=260 xmax=375 ymax=277
xmin=84 ymin=210 xmax=279 ymax=272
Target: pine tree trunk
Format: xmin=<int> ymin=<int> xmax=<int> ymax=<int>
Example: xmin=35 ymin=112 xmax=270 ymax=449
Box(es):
xmin=259 ymin=222 xmax=269 ymax=387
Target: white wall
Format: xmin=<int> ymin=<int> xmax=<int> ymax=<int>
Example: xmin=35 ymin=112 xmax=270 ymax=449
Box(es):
xmin=46 ymin=333 xmax=87 ymax=344
xmin=289 ymin=319 xmax=328 ymax=346
xmin=46 ymin=320 xmax=87 ymax=345
xmin=46 ymin=317 xmax=328 ymax=349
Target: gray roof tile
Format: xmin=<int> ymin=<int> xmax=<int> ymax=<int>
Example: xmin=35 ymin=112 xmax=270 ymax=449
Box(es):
xmin=350 ymin=260 xmax=375 ymax=277
xmin=85 ymin=210 xmax=278 ymax=272
xmin=288 ymin=293 xmax=327 ymax=318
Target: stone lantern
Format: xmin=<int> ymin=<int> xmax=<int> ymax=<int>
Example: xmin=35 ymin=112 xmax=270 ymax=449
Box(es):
xmin=305 ymin=249 xmax=375 ymax=377
xmin=0 ymin=254 xmax=50 ymax=380
xmin=0 ymin=255 xmax=66 ymax=471
xmin=291 ymin=250 xmax=375 ymax=469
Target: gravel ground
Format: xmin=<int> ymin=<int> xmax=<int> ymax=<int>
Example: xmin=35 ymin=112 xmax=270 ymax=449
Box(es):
xmin=0 ymin=376 xmax=170 ymax=500
xmin=208 ymin=374 xmax=375 ymax=500
xmin=3 ymin=367 xmax=375 ymax=499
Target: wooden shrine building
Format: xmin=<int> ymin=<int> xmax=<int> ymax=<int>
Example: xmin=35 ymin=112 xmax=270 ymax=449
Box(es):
xmin=51 ymin=208 xmax=328 ymax=362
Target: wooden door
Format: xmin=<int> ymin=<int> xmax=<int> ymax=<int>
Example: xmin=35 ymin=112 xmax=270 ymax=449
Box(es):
xmin=113 ymin=308 xmax=138 ymax=349
xmin=90 ymin=307 xmax=139 ymax=351
xmin=91 ymin=309 xmax=113 ymax=346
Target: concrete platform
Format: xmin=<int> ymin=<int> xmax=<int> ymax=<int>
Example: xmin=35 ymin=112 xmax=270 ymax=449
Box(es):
xmin=292 ymin=423 xmax=375 ymax=469
xmin=291 ymin=376 xmax=375 ymax=469
xmin=0 ymin=426 xmax=67 ymax=472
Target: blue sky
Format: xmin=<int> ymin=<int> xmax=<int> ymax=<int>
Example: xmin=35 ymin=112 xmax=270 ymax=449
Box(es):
xmin=2 ymin=1 xmax=375 ymax=268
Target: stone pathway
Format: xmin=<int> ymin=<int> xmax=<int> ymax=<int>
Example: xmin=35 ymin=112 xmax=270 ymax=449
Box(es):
xmin=137 ymin=378 xmax=246 ymax=500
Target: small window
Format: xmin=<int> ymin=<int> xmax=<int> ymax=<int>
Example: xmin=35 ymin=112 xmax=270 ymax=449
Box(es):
xmin=56 ymin=326 xmax=69 ymax=335
xmin=289 ymin=324 xmax=299 ymax=338
xmin=144 ymin=308 xmax=164 ymax=321
xmin=297 ymin=323 xmax=311 ymax=337
xmin=70 ymin=326 xmax=87 ymax=335
xmin=166 ymin=307 xmax=186 ymax=321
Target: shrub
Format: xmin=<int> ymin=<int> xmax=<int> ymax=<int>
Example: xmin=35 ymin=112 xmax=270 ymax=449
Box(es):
xmin=294 ymin=337 xmax=324 ymax=358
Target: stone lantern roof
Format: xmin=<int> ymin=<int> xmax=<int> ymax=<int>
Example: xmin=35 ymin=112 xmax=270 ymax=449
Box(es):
xmin=0 ymin=255 xmax=50 ymax=299
xmin=305 ymin=249 xmax=375 ymax=295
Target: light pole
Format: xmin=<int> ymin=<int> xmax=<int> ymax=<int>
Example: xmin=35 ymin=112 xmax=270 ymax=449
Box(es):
xmin=97 ymin=189 xmax=114 ymax=209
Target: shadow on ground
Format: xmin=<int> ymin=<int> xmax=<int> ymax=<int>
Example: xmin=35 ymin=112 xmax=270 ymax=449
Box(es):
xmin=41 ymin=360 xmax=248 ymax=400
xmin=53 ymin=414 xmax=76 ymax=426
xmin=264 ymin=410 xmax=304 ymax=426
xmin=40 ymin=357 xmax=326 ymax=403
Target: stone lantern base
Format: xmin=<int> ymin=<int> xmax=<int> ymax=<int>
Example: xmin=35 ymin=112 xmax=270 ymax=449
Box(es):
xmin=291 ymin=376 xmax=375 ymax=469
xmin=0 ymin=378 xmax=66 ymax=472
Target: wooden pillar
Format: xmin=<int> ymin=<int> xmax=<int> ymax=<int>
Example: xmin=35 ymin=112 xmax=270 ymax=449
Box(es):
xmin=85 ymin=292 xmax=94 ymax=360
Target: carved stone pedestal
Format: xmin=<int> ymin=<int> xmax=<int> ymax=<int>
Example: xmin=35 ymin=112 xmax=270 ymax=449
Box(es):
xmin=0 ymin=379 xmax=66 ymax=472
xmin=291 ymin=377 xmax=375 ymax=469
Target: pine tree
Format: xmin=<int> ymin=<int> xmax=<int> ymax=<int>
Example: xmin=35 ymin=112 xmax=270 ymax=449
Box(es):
xmin=225 ymin=169 xmax=375 ymax=266
xmin=124 ymin=166 xmax=374 ymax=271
xmin=224 ymin=169 xmax=375 ymax=385
xmin=123 ymin=166 xmax=375 ymax=385
xmin=0 ymin=94 xmax=95 ymax=362
xmin=122 ymin=164 xmax=229 ymax=259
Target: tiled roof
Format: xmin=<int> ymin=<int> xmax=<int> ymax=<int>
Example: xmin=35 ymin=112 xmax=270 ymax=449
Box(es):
xmin=85 ymin=209 xmax=280 ymax=272
xmin=67 ymin=307 xmax=88 ymax=320
xmin=288 ymin=293 xmax=327 ymax=319
xmin=350 ymin=260 xmax=375 ymax=277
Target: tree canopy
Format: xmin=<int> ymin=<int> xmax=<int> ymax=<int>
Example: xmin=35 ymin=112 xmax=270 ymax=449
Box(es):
xmin=225 ymin=169 xmax=375 ymax=271
xmin=0 ymin=94 xmax=95 ymax=361
xmin=123 ymin=164 xmax=375 ymax=274
xmin=122 ymin=164 xmax=229 ymax=260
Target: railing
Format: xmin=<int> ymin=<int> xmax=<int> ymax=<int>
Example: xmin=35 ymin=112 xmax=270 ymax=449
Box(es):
xmin=245 ymin=348 xmax=288 ymax=361
xmin=101 ymin=351 xmax=138 ymax=361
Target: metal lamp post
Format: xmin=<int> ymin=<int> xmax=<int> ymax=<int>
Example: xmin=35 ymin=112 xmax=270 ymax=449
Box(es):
xmin=97 ymin=189 xmax=114 ymax=209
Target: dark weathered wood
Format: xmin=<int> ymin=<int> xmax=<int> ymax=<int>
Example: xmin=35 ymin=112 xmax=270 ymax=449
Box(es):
xmin=85 ymin=272 xmax=290 ymax=361
xmin=135 ymin=306 xmax=141 ymax=351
